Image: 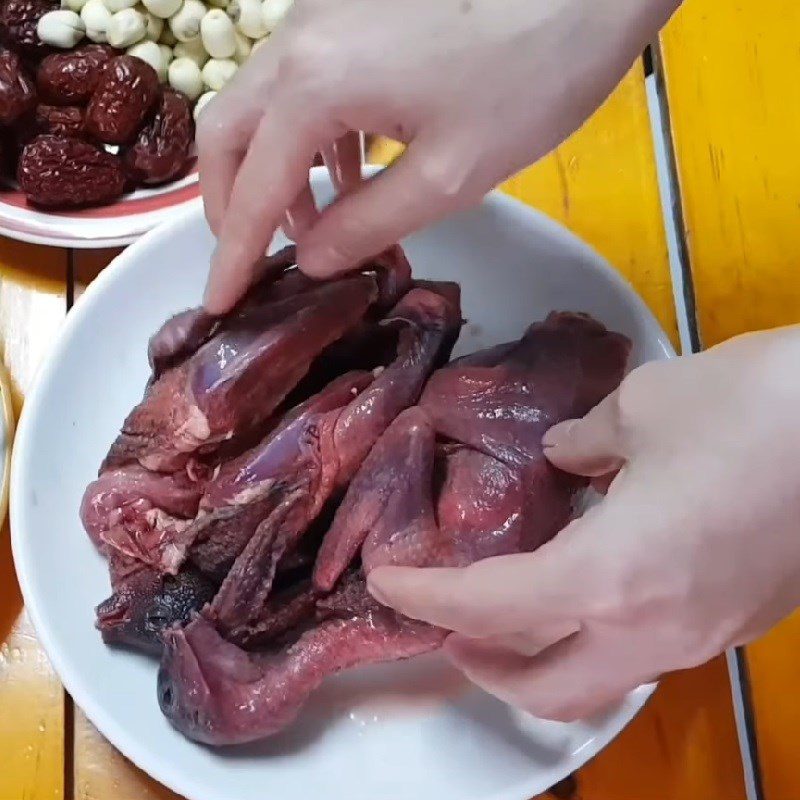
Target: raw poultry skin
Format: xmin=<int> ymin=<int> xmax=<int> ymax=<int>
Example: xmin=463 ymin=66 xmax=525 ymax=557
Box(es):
xmin=81 ymin=247 xmax=458 ymax=655
xmin=80 ymin=243 xmax=631 ymax=745
xmin=156 ymin=312 xmax=630 ymax=745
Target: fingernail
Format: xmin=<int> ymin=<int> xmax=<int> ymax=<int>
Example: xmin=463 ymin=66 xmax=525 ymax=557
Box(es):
xmin=366 ymin=573 xmax=389 ymax=606
xmin=542 ymin=419 xmax=577 ymax=449
xmin=298 ymin=244 xmax=347 ymax=277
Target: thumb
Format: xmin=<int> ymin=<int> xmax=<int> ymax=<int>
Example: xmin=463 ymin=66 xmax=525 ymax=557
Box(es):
xmin=366 ymin=531 xmax=591 ymax=638
xmin=542 ymin=390 xmax=626 ymax=477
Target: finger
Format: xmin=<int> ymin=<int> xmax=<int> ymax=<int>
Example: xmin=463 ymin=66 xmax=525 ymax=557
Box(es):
xmin=445 ymin=630 xmax=637 ymax=723
xmin=205 ymin=97 xmax=328 ymax=313
xmin=367 ymin=532 xmax=592 ymax=637
xmin=196 ymin=84 xmax=263 ymax=237
xmin=200 ymin=141 xmax=245 ymax=238
xmin=297 ymin=134 xmax=475 ymax=279
xmin=542 ymin=390 xmax=626 ymax=477
xmin=321 ymin=131 xmax=362 ymax=195
xmin=282 ymin=181 xmax=320 ymax=241
xmin=468 ymin=626 xmax=579 ymax=658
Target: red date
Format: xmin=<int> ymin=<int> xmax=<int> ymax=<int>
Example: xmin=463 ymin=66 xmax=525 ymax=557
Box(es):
xmin=18 ymin=133 xmax=125 ymax=208
xmin=37 ymin=45 xmax=116 ymax=106
xmin=123 ymin=88 xmax=193 ymax=186
xmin=0 ymin=49 xmax=36 ymax=124
xmin=35 ymin=103 xmax=85 ymax=137
xmin=15 ymin=103 xmax=84 ymax=145
xmin=0 ymin=0 xmax=57 ymax=55
xmin=85 ymin=55 xmax=159 ymax=145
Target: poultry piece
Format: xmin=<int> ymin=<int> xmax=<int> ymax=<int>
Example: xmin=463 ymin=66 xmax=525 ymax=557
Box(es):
xmin=145 ymin=246 xmax=299 ymax=381
xmin=96 ymin=559 xmax=216 ymax=656
xmin=315 ymin=311 xmax=631 ymax=586
xmin=158 ymin=588 xmax=445 ymax=745
xmin=156 ymin=313 xmax=631 ymax=745
xmin=105 ymin=274 xmax=378 ymax=473
xmin=188 ymin=283 xmax=462 ymax=584
xmin=158 ymin=577 xmax=445 ymax=744
xmin=81 ymin=465 xmax=203 ymax=571
xmin=103 ymin=245 xmax=412 ymax=474
xmin=83 ymin=247 xmax=460 ymax=654
xmin=81 ymin=248 xmax=416 ymax=567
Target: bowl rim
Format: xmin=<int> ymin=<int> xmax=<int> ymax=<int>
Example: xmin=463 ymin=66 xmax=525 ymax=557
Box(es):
xmin=10 ymin=167 xmax=673 ymax=800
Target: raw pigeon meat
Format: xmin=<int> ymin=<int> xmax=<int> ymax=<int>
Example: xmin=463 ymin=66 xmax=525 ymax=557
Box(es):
xmin=80 ymin=243 xmax=631 ymax=746
xmin=83 ymin=246 xmax=459 ymax=653
xmin=155 ymin=313 xmax=630 ymax=744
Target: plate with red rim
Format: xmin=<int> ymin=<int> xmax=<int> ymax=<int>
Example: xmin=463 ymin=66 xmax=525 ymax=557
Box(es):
xmin=11 ymin=166 xmax=673 ymax=800
xmin=0 ymin=356 xmax=13 ymax=530
xmin=0 ymin=162 xmax=200 ymax=248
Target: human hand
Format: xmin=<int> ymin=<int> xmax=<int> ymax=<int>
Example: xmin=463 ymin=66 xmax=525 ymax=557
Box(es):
xmin=199 ymin=0 xmax=680 ymax=313
xmin=368 ymin=327 xmax=800 ymax=721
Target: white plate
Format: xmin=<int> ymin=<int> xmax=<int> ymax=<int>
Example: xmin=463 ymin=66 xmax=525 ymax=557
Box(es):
xmin=0 ymin=358 xmax=14 ymax=528
xmin=11 ymin=167 xmax=673 ymax=800
xmin=0 ymin=170 xmax=199 ymax=248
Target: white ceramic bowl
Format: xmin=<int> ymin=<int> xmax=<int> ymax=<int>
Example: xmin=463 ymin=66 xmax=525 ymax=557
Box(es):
xmin=11 ymin=167 xmax=673 ymax=800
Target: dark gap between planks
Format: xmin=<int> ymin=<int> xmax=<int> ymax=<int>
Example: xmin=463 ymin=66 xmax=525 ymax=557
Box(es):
xmin=649 ymin=39 xmax=764 ymax=800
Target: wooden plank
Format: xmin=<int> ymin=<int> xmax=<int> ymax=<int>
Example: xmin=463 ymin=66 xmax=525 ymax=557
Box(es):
xmin=371 ymin=64 xmax=746 ymax=800
xmin=500 ymin=70 xmax=677 ymax=342
xmin=660 ymin=0 xmax=800 ymax=344
xmin=75 ymin=711 xmax=181 ymax=800
xmin=660 ymin=1 xmax=800 ymax=797
xmin=542 ymin=661 xmax=746 ymax=800
xmin=72 ymin=248 xmax=123 ymax=299
xmin=0 ymin=238 xmax=67 ymax=800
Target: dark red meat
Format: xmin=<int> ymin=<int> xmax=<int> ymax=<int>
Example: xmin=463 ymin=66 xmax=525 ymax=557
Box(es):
xmin=81 ymin=246 xmax=631 ymax=747
xmin=155 ymin=312 xmax=630 ymax=745
xmin=80 ymin=465 xmax=203 ymax=571
xmin=188 ymin=282 xmax=461 ymax=585
xmin=101 ymin=251 xmax=411 ymax=473
xmin=96 ymin=561 xmax=216 ymax=655
xmin=158 ymin=585 xmax=445 ymax=744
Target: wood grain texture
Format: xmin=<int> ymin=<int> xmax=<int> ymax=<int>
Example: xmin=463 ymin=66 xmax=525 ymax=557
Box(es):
xmin=500 ymin=67 xmax=678 ymax=345
xmin=542 ymin=661 xmax=746 ymax=800
xmin=0 ymin=239 xmax=67 ymax=800
xmin=74 ymin=711 xmax=181 ymax=800
xmin=661 ymin=1 xmax=800 ymax=797
xmin=73 ymin=248 xmax=124 ymax=300
xmin=660 ymin=0 xmax=800 ymax=345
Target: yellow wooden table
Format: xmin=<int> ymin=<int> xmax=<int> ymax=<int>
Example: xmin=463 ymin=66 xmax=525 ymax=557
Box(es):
xmin=2 ymin=0 xmax=798 ymax=796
